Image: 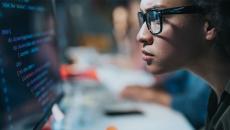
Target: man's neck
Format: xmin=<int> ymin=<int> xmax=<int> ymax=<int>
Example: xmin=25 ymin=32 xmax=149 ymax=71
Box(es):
xmin=187 ymin=51 xmax=230 ymax=100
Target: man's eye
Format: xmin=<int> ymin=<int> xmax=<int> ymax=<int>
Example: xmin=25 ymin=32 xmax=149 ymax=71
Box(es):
xmin=150 ymin=18 xmax=160 ymax=24
xmin=149 ymin=14 xmax=159 ymax=21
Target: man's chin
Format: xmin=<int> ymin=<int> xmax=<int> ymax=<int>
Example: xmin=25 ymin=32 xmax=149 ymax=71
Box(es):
xmin=146 ymin=60 xmax=152 ymax=65
xmin=145 ymin=65 xmax=171 ymax=75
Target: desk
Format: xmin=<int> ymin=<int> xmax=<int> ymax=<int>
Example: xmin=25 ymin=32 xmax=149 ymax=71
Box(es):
xmin=53 ymin=81 xmax=194 ymax=130
xmin=93 ymin=102 xmax=194 ymax=130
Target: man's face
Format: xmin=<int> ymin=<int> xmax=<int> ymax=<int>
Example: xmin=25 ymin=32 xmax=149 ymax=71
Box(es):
xmin=137 ymin=0 xmax=208 ymax=74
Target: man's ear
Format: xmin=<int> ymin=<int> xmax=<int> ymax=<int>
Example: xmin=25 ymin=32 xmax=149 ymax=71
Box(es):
xmin=204 ymin=21 xmax=216 ymax=41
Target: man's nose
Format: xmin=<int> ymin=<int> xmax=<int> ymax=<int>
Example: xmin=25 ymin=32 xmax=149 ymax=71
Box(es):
xmin=136 ymin=23 xmax=153 ymax=45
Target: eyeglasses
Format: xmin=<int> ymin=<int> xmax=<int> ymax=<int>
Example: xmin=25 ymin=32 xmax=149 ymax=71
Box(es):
xmin=138 ymin=6 xmax=203 ymax=35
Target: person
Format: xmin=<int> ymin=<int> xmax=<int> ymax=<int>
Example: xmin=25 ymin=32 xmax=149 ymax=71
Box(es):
xmin=121 ymin=69 xmax=210 ymax=129
xmin=136 ymin=0 xmax=230 ymax=130
xmin=111 ymin=1 xmax=143 ymax=69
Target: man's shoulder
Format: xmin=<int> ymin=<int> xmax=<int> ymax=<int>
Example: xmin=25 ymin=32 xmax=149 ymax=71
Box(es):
xmin=206 ymin=87 xmax=230 ymax=130
xmin=216 ymin=106 xmax=230 ymax=130
xmin=219 ymin=80 xmax=230 ymax=129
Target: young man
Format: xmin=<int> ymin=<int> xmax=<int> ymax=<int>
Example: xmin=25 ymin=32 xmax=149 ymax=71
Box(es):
xmin=137 ymin=0 xmax=230 ymax=129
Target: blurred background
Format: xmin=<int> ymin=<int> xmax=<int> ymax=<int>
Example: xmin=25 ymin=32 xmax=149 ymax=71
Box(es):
xmin=55 ymin=0 xmax=141 ymax=61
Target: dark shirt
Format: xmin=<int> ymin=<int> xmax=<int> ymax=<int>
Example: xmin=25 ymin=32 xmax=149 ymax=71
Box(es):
xmin=205 ymin=81 xmax=230 ymax=130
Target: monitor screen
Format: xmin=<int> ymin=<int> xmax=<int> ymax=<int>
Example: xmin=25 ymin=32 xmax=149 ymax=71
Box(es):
xmin=0 ymin=0 xmax=63 ymax=130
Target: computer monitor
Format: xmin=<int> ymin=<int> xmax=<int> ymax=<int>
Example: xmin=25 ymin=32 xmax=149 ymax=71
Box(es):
xmin=0 ymin=0 xmax=63 ymax=130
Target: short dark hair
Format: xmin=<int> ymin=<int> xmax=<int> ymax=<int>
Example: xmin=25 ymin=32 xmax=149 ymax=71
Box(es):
xmin=189 ymin=0 xmax=230 ymax=57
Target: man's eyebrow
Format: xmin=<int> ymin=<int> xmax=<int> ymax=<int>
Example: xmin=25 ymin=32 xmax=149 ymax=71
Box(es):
xmin=141 ymin=5 xmax=166 ymax=12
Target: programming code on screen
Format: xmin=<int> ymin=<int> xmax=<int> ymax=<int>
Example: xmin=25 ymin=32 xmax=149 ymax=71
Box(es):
xmin=0 ymin=0 xmax=63 ymax=130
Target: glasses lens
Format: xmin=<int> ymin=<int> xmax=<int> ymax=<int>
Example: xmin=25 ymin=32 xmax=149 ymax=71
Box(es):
xmin=147 ymin=11 xmax=161 ymax=34
xmin=138 ymin=12 xmax=145 ymax=27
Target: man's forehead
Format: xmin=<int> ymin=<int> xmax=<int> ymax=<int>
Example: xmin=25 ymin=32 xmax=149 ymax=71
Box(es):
xmin=140 ymin=0 xmax=190 ymax=12
xmin=140 ymin=0 xmax=161 ymax=12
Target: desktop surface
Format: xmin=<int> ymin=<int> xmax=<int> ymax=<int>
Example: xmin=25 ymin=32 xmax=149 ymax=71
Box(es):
xmin=0 ymin=0 xmax=63 ymax=130
xmin=53 ymin=79 xmax=194 ymax=130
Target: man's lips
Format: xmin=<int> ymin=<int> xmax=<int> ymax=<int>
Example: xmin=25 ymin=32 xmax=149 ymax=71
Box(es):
xmin=142 ymin=50 xmax=154 ymax=64
xmin=142 ymin=50 xmax=154 ymax=56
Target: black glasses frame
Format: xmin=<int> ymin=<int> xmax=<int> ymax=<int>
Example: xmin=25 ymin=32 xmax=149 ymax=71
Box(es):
xmin=138 ymin=6 xmax=203 ymax=35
